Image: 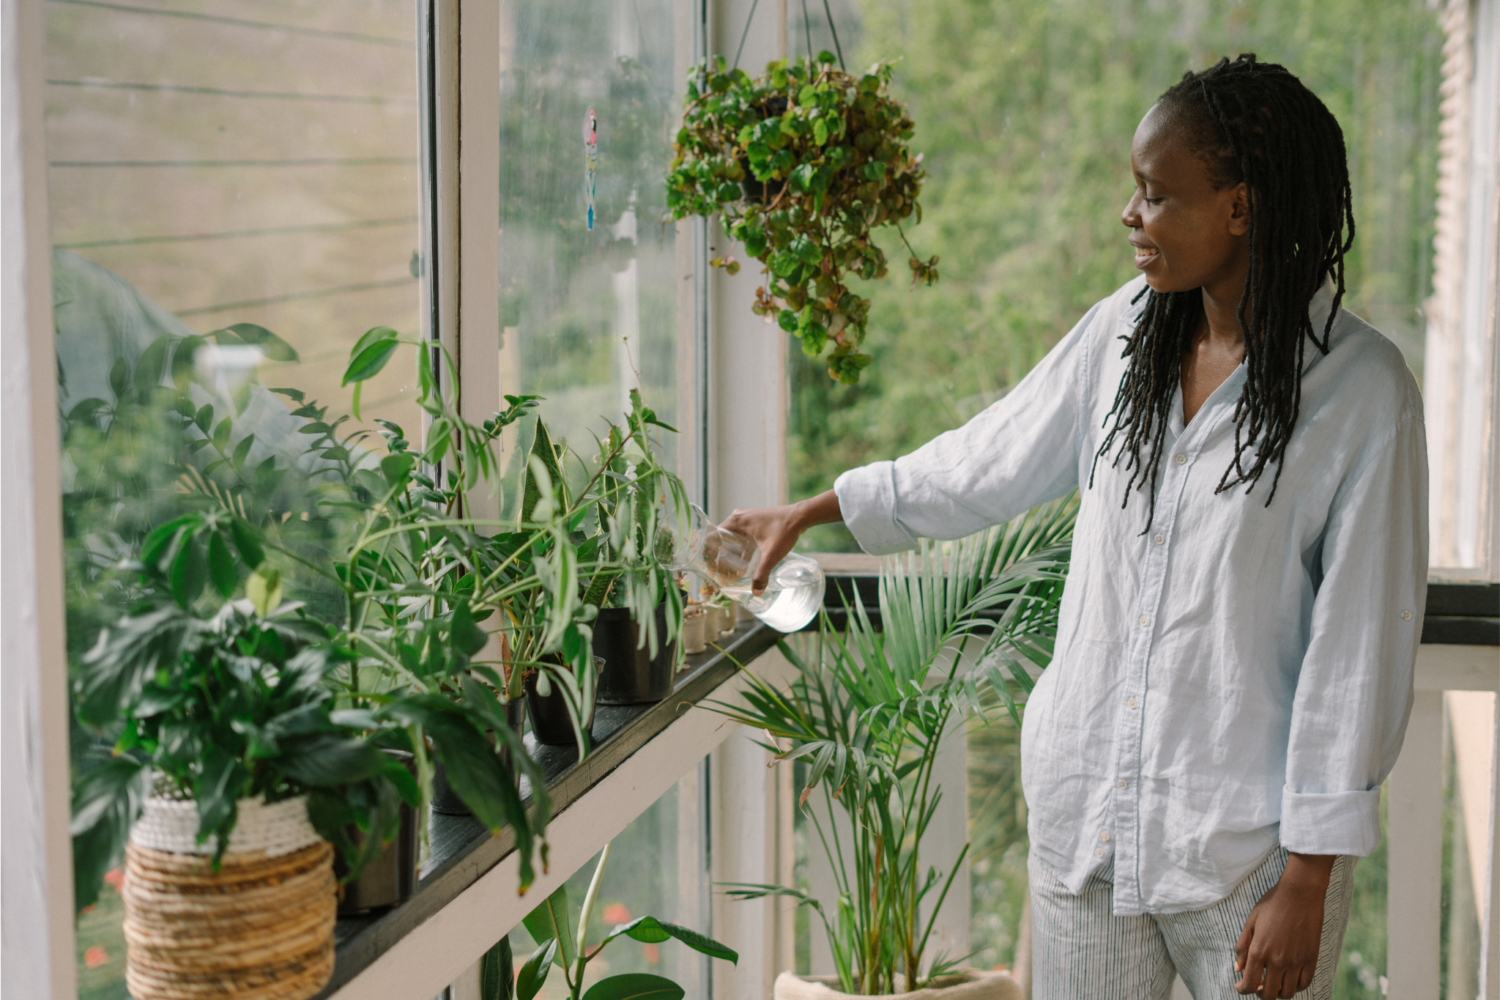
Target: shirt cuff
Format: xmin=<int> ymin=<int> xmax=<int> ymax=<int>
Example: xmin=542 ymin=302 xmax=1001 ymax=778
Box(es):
xmin=1279 ymin=786 xmax=1382 ymax=857
xmin=833 ymin=462 xmax=917 ymax=556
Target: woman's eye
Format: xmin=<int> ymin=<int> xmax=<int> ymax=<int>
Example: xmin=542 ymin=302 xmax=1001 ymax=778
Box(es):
xmin=1145 ymin=196 xmax=1164 ymax=206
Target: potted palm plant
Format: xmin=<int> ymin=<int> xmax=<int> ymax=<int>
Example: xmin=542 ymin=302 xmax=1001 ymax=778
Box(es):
xmin=710 ymin=497 xmax=1077 ymax=1000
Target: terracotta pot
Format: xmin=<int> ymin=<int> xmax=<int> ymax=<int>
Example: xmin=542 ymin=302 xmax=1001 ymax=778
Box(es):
xmin=772 ymin=970 xmax=1021 ymax=1000
xmin=682 ymin=609 xmax=708 ymax=654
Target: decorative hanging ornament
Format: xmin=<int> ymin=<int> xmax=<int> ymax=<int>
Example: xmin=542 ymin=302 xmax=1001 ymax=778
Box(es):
xmin=584 ymin=106 xmax=598 ymax=231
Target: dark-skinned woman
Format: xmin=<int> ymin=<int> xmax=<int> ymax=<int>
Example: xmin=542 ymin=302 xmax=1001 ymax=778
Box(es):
xmin=723 ymin=55 xmax=1426 ymax=1000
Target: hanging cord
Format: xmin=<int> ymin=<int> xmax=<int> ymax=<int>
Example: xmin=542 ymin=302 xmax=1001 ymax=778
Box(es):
xmin=731 ymin=0 xmax=761 ymax=71
xmin=800 ymin=0 xmax=814 ymax=62
xmin=820 ymin=0 xmax=846 ymax=70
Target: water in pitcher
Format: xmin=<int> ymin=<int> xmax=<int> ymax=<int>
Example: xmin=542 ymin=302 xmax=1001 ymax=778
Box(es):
xmin=657 ymin=501 xmax=824 ymax=632
xmin=719 ymin=553 xmax=825 ymax=632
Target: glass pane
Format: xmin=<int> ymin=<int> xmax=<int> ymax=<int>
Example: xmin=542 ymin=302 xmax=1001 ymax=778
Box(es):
xmin=47 ymin=3 xmax=423 ymax=995
xmin=786 ymin=0 xmax=1444 ymax=554
xmin=497 ymin=0 xmax=685 ymax=471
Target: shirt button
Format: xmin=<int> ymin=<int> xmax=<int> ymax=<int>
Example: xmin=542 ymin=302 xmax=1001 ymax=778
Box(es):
xmin=1174 ymin=453 xmax=1187 ymax=464
xmin=1100 ymin=831 xmax=1111 ymax=842
xmin=1138 ymin=615 xmax=1149 ymax=627
xmin=1153 ymin=534 xmax=1164 ymax=545
xmin=1127 ymin=697 xmax=1137 ymax=709
xmin=1116 ymin=779 xmax=1128 ymax=789
xmin=1401 ymin=610 xmax=1412 ymax=621
xmin=1096 ymin=848 xmax=1104 ymax=857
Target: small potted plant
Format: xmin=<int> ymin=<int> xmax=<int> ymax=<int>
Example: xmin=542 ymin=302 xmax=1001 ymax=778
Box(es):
xmin=70 ymin=516 xmax=416 ymax=1000
xmin=712 ymin=498 xmax=1077 ymax=1000
xmin=667 ymin=53 xmax=938 ymax=385
xmin=516 ymin=841 xmax=738 ymax=1000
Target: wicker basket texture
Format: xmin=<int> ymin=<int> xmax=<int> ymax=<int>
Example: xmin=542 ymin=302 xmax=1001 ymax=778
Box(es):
xmin=122 ymin=796 xmax=337 ymax=1000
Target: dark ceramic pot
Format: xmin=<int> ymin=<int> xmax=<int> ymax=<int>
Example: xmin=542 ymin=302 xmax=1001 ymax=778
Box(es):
xmin=594 ymin=605 xmax=677 ymax=705
xmin=525 ymin=656 xmax=602 ymax=747
xmin=431 ymin=697 xmax=525 ymax=817
xmin=336 ymin=751 xmax=417 ymax=914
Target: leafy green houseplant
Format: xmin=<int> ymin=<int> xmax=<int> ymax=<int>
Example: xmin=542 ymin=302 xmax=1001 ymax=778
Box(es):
xmin=68 ymin=510 xmax=416 ymax=914
xmin=711 ymin=497 xmax=1076 ymax=997
xmin=516 ymin=842 xmax=738 ymax=1000
xmin=667 ymin=54 xmax=938 ymax=385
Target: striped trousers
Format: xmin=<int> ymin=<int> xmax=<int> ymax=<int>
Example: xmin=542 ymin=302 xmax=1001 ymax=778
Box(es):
xmin=1029 ymin=848 xmax=1357 ymax=999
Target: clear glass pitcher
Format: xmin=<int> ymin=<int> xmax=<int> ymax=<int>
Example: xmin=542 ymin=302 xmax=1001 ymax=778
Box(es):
xmin=656 ymin=502 xmax=824 ymax=632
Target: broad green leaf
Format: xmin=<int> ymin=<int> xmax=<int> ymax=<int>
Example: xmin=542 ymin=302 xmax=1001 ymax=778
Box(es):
xmin=229 ymin=519 xmax=265 ymax=568
xmin=580 ymin=973 xmax=684 ymax=1000
xmin=219 ymin=322 xmax=299 ymax=362
xmin=522 ymin=885 xmax=575 ymax=970
xmin=516 ymin=938 xmax=556 ymax=1000
xmin=343 ymin=335 xmax=400 ymax=386
xmin=208 ymin=531 xmax=236 ymax=599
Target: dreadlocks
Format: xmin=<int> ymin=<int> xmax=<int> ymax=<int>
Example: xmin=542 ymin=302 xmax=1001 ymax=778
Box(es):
xmin=1090 ymin=54 xmax=1356 ymax=528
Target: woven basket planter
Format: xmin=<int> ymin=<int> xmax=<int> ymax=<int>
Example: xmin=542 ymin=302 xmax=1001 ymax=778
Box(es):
xmin=773 ymin=969 xmax=1022 ymax=1000
xmin=122 ymin=794 xmax=337 ymax=1000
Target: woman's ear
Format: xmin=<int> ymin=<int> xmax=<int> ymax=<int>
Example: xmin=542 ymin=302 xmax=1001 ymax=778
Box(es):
xmin=1227 ymin=182 xmax=1251 ymax=237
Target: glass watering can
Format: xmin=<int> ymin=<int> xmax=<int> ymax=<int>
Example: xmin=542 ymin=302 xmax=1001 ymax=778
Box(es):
xmin=655 ymin=502 xmax=824 ymax=633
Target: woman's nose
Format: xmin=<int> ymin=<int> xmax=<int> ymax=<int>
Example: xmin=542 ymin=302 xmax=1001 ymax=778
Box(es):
xmin=1121 ymin=191 xmax=1141 ymax=228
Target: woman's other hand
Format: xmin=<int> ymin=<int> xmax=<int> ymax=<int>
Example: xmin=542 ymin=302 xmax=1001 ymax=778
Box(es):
xmin=720 ymin=489 xmax=843 ymax=594
xmin=1233 ymin=853 xmax=1334 ymax=997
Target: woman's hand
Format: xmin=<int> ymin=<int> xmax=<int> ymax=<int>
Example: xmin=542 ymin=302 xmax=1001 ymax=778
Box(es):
xmin=1233 ymin=853 xmax=1334 ymax=997
xmin=720 ymin=490 xmax=843 ymax=594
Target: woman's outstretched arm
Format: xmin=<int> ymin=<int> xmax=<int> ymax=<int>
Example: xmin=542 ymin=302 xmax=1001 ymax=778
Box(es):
xmin=720 ymin=490 xmax=843 ymax=594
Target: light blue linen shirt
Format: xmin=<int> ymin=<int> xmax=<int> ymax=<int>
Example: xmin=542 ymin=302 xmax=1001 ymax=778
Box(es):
xmin=833 ymin=276 xmax=1428 ymax=914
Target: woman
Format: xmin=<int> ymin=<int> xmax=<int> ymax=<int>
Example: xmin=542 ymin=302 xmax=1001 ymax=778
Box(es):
xmin=725 ymin=55 xmax=1426 ymax=1000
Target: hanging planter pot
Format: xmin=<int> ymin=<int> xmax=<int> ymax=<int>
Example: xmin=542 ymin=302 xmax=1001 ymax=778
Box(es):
xmin=122 ymin=794 xmax=336 ymax=1000
xmin=773 ymin=970 xmax=1022 ymax=1000
xmin=668 ymin=53 xmax=939 ymax=385
xmin=525 ymin=656 xmax=602 ymax=747
xmin=594 ymin=605 xmax=678 ymax=705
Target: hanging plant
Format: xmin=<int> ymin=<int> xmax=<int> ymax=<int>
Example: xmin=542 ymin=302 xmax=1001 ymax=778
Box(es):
xmin=667 ymin=53 xmax=939 ymax=384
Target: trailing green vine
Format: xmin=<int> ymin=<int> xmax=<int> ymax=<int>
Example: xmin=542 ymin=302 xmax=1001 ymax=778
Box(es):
xmin=667 ymin=53 xmax=939 ymax=384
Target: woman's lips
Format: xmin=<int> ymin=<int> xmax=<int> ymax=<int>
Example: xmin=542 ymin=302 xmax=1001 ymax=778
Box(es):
xmin=1133 ymin=246 xmax=1160 ymax=270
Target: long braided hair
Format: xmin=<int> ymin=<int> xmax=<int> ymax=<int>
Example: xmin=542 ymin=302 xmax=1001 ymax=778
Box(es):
xmin=1090 ymin=54 xmax=1355 ymax=528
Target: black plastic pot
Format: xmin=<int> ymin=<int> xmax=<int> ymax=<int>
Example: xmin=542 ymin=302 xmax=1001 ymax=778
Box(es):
xmin=336 ymin=751 xmax=418 ymax=915
xmin=525 ymin=656 xmax=602 ymax=747
xmin=594 ymin=605 xmax=677 ymax=705
xmin=431 ymin=697 xmax=525 ymax=817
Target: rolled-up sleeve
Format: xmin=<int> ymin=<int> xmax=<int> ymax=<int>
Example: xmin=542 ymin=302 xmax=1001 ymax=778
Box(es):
xmin=1280 ymin=405 xmax=1428 ymax=857
xmin=834 ymin=302 xmax=1099 ymax=555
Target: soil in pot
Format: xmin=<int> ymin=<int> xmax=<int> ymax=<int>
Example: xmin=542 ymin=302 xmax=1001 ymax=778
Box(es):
xmin=337 ymin=751 xmax=417 ymax=914
xmin=594 ymin=605 xmax=677 ymax=705
xmin=525 ymin=656 xmax=602 ymax=747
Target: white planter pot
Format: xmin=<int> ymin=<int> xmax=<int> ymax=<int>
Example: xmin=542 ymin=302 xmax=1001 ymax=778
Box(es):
xmin=123 ymin=794 xmax=337 ymax=1000
xmin=773 ymin=970 xmax=1022 ymax=1000
xmin=683 ymin=609 xmax=708 ymax=653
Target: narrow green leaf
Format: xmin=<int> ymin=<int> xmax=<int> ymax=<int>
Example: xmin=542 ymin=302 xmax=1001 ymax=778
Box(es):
xmin=516 ymin=939 xmax=556 ymax=1000
xmin=343 ymin=336 xmax=400 ymax=386
xmin=207 ymin=531 xmax=236 ymax=599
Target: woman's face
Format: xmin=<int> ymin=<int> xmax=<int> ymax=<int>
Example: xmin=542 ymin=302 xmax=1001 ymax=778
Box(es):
xmin=1121 ymin=102 xmax=1250 ymax=296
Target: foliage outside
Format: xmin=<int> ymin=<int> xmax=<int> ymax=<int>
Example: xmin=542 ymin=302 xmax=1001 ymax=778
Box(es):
xmin=712 ymin=497 xmax=1075 ymax=993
